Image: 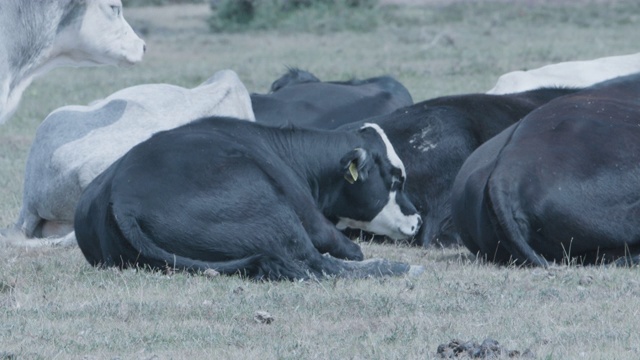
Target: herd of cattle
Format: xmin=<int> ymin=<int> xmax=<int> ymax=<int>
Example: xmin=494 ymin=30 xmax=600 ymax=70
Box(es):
xmin=2 ymin=0 xmax=640 ymax=280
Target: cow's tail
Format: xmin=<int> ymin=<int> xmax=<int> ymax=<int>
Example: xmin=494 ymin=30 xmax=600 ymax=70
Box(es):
xmin=464 ymin=117 xmax=547 ymax=267
xmin=107 ymin=203 xmax=266 ymax=277
xmin=108 ymin=203 xmax=347 ymax=280
xmin=485 ymin=178 xmax=547 ymax=267
xmin=108 ymin=203 xmax=424 ymax=280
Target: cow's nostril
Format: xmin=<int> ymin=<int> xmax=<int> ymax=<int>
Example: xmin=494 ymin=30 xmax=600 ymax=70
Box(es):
xmin=143 ymin=44 xmax=147 ymax=53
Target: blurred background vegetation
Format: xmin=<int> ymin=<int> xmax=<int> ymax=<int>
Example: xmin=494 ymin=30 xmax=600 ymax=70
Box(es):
xmin=123 ymin=0 xmax=640 ymax=34
xmin=124 ymin=0 xmax=382 ymax=33
xmin=123 ymin=0 xmax=206 ymax=5
xmin=207 ymin=0 xmax=379 ymax=32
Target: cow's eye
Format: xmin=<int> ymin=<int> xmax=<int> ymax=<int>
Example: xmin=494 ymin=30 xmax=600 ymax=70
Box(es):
xmin=111 ymin=5 xmax=121 ymax=16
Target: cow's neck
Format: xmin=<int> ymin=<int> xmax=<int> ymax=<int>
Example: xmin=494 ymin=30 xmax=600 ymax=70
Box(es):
xmin=0 ymin=0 xmax=76 ymax=123
xmin=265 ymin=127 xmax=360 ymax=207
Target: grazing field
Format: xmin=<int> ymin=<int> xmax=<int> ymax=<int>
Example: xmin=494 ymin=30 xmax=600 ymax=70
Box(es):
xmin=1 ymin=1 xmax=640 ymax=358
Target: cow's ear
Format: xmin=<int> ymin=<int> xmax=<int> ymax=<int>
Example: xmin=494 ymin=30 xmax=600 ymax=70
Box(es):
xmin=340 ymin=148 xmax=371 ymax=184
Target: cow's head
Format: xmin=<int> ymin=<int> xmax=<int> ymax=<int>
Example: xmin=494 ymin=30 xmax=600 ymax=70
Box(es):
xmin=333 ymin=123 xmax=422 ymax=240
xmin=56 ymin=0 xmax=145 ymax=67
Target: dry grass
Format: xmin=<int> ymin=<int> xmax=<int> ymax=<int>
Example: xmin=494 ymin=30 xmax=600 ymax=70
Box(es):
xmin=1 ymin=1 xmax=640 ymax=358
xmin=3 ymin=241 xmax=640 ymax=359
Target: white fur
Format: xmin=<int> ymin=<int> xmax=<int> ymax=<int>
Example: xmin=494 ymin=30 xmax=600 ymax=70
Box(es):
xmin=487 ymin=53 xmax=640 ymax=94
xmin=362 ymin=123 xmax=406 ymax=178
xmin=0 ymin=0 xmax=146 ymax=124
xmin=409 ymin=125 xmax=438 ymax=152
xmin=336 ymin=191 xmax=421 ymax=240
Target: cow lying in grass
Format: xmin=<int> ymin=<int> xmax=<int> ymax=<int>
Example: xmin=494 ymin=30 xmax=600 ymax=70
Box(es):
xmin=74 ymin=118 xmax=423 ymax=280
xmin=5 ymin=70 xmax=254 ymax=247
xmin=454 ymin=73 xmax=640 ymax=265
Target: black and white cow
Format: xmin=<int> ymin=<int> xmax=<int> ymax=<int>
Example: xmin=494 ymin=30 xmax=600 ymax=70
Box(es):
xmin=353 ymin=88 xmax=585 ymax=247
xmin=254 ymin=72 xmax=580 ymax=246
xmin=0 ymin=0 xmax=146 ymax=124
xmin=452 ymin=73 xmax=640 ymax=265
xmin=251 ymin=68 xmax=413 ymax=128
xmin=487 ymin=52 xmax=640 ymax=95
xmin=7 ymin=70 xmax=254 ymax=247
xmin=74 ymin=117 xmax=423 ymax=280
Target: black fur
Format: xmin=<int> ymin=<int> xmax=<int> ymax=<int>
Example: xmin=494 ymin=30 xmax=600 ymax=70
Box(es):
xmin=75 ymin=117 xmax=419 ymax=280
xmin=452 ymin=73 xmax=640 ymax=265
xmin=252 ymin=68 xmax=413 ymax=129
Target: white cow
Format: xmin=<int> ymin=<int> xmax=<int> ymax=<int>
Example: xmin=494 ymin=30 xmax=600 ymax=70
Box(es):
xmin=7 ymin=69 xmax=255 ymax=247
xmin=487 ymin=52 xmax=640 ymax=94
xmin=0 ymin=0 xmax=146 ymax=124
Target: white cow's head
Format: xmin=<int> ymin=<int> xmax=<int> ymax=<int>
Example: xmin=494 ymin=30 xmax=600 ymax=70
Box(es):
xmin=56 ymin=0 xmax=146 ymax=67
xmin=0 ymin=0 xmax=146 ymax=124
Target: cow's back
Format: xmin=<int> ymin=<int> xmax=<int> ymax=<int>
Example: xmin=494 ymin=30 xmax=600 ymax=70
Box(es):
xmin=487 ymin=53 xmax=640 ymax=94
xmin=253 ymin=70 xmax=413 ymax=129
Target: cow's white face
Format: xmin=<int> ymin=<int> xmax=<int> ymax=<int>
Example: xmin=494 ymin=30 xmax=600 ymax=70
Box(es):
xmin=57 ymin=0 xmax=145 ymax=67
xmin=336 ymin=190 xmax=422 ymax=240
xmin=333 ymin=123 xmax=422 ymax=240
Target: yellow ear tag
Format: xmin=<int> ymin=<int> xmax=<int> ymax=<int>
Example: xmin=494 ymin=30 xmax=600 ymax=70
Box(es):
xmin=345 ymin=161 xmax=359 ymax=184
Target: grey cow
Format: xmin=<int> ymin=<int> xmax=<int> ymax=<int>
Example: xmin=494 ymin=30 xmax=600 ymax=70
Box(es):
xmin=5 ymin=70 xmax=255 ymax=247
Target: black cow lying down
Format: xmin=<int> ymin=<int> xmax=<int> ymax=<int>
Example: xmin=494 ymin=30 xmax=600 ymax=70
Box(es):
xmin=452 ymin=73 xmax=640 ymax=265
xmin=74 ymin=117 xmax=423 ymax=280
xmin=251 ymin=68 xmax=413 ymax=128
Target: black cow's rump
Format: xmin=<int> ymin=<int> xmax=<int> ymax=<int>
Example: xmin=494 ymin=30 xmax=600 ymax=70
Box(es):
xmin=452 ymin=73 xmax=640 ymax=265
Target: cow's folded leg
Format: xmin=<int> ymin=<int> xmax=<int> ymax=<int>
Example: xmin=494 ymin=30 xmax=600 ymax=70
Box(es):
xmin=317 ymin=256 xmax=424 ymax=279
xmin=303 ymin=214 xmax=364 ymax=261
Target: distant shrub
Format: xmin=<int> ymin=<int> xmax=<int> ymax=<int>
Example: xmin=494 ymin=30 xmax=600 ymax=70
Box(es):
xmin=208 ymin=0 xmax=380 ymax=33
xmin=123 ymin=0 xmax=205 ymax=6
